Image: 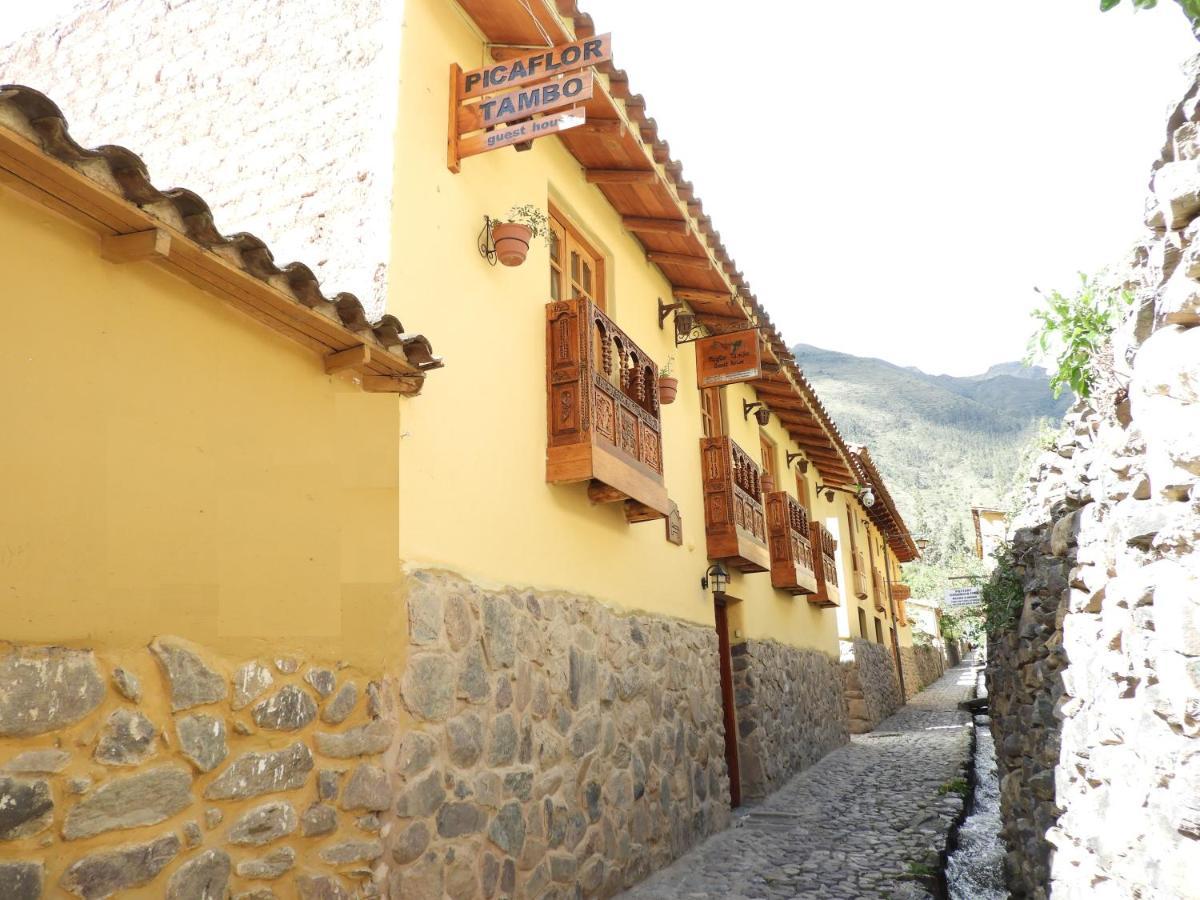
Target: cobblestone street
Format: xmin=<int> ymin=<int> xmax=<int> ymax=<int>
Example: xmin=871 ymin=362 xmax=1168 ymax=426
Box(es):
xmin=623 ymin=656 xmax=980 ymax=900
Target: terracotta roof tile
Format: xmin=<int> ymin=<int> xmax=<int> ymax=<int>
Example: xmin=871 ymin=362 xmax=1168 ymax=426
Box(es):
xmin=0 ymin=84 xmax=442 ymax=378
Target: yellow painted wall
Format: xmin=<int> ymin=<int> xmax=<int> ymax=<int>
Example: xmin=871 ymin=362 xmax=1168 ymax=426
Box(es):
xmin=387 ymin=0 xmax=839 ymax=654
xmin=0 ymin=187 xmax=405 ymax=668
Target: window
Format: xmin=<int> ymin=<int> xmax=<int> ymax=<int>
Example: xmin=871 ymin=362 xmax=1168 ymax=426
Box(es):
xmin=875 ymin=617 xmax=885 ymax=644
xmin=700 ymin=387 xmax=725 ymax=438
xmin=795 ymin=471 xmax=810 ymax=511
xmin=858 ymin=608 xmax=869 ymax=639
xmin=759 ymin=433 xmax=778 ymax=491
xmin=549 ymin=207 xmax=605 ymax=310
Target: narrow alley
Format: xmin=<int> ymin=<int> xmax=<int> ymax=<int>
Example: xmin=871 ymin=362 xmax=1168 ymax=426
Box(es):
xmin=623 ymin=657 xmax=980 ymax=900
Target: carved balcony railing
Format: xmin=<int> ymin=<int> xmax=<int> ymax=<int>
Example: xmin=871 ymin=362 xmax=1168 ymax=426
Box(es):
xmin=852 ymin=549 xmax=868 ymax=600
xmin=872 ymin=568 xmax=886 ymax=611
xmin=767 ymin=492 xmax=818 ymax=596
xmin=700 ymin=436 xmax=769 ymax=572
xmin=546 ymin=297 xmax=670 ymax=522
xmin=807 ymin=520 xmax=841 ymax=608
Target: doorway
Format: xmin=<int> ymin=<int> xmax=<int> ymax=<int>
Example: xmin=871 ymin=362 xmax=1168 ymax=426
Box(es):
xmin=714 ymin=597 xmax=741 ymax=808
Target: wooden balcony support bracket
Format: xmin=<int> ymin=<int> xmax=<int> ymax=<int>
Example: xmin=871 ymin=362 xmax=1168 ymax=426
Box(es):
xmin=324 ymin=344 xmax=372 ymax=374
xmin=100 ymin=228 xmax=171 ymax=264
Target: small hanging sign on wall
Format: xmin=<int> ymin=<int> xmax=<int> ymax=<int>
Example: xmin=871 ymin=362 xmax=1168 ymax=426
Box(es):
xmin=695 ymin=329 xmax=762 ymax=388
xmin=448 ymin=34 xmax=611 ymax=173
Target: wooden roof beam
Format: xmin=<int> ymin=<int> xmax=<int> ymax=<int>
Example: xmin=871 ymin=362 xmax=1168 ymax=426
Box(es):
xmin=585 ymin=169 xmax=657 ymax=184
xmin=646 ymin=251 xmax=711 ymax=269
xmin=622 ymin=216 xmax=688 ymax=234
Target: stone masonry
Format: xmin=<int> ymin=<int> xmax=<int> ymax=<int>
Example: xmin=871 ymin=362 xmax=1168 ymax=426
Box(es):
xmin=988 ymin=62 xmax=1200 ymax=899
xmin=624 ymin=656 xmax=979 ymax=900
xmin=0 ymin=637 xmax=390 ymax=898
xmin=841 ymin=639 xmax=904 ymax=735
xmin=730 ymin=640 xmax=848 ymax=801
xmin=0 ymin=0 xmax=401 ymax=316
xmin=387 ymin=569 xmax=732 ymax=898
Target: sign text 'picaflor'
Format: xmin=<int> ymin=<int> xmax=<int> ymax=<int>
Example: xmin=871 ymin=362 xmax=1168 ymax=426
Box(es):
xmin=448 ymin=34 xmax=611 ymax=172
xmin=695 ymin=329 xmax=763 ymax=388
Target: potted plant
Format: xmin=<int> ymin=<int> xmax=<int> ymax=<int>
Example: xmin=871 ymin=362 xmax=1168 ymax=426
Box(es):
xmin=491 ymin=204 xmax=549 ymax=267
xmin=658 ymin=356 xmax=678 ymax=405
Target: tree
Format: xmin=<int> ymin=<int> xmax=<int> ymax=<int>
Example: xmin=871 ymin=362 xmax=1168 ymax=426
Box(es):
xmin=1101 ymin=0 xmax=1200 ymax=24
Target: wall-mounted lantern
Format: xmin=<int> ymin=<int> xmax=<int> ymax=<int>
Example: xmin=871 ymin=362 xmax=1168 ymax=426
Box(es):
xmin=816 ymin=482 xmax=876 ymax=508
xmin=742 ymin=400 xmax=770 ymax=426
xmin=786 ymin=451 xmax=808 ymax=474
xmin=701 ymin=563 xmax=729 ymax=595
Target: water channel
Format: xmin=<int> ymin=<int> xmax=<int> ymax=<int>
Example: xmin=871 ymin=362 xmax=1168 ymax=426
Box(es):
xmin=945 ymin=666 xmax=1008 ymax=899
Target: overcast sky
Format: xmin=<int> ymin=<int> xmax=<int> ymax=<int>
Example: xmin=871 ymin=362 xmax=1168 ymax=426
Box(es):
xmin=4 ymin=1 xmax=1196 ymax=375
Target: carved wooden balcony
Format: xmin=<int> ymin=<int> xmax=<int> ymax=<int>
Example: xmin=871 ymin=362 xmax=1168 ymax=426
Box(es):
xmin=546 ymin=298 xmax=670 ymax=522
xmin=807 ymin=520 xmax=841 ymax=609
xmin=852 ymin=550 xmax=869 ymax=600
xmin=767 ymin=492 xmax=818 ymax=595
xmin=891 ymin=583 xmax=911 ymax=602
xmin=872 ymin=568 xmax=886 ymax=611
xmin=897 ymin=598 xmax=909 ymax=626
xmin=700 ymin=436 xmax=769 ymax=573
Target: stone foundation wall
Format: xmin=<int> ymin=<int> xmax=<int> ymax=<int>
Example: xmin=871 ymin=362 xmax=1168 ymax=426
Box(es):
xmin=729 ymin=640 xmax=848 ymax=800
xmin=387 ymin=570 xmax=731 ymax=898
xmin=841 ymin=639 xmax=904 ymax=734
xmin=913 ymin=645 xmax=945 ymax=690
xmin=898 ymin=647 xmax=921 ymax=699
xmin=0 ymin=637 xmax=390 ymax=899
xmin=988 ymin=76 xmax=1200 ymax=899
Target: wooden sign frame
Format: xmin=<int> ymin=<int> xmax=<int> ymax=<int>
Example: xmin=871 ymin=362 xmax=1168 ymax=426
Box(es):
xmin=695 ymin=329 xmax=762 ymax=388
xmin=448 ymin=34 xmax=611 ymax=173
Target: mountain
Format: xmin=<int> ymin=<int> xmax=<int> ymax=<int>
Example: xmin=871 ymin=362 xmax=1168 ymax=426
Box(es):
xmin=791 ymin=344 xmax=1070 ymax=568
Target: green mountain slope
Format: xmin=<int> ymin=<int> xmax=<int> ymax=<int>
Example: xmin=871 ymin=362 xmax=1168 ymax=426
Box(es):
xmin=791 ymin=344 xmax=1070 ymax=591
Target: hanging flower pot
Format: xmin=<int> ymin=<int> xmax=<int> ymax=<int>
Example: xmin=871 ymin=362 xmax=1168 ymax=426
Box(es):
xmin=658 ymin=376 xmax=679 ymax=405
xmin=492 ymin=222 xmax=533 ymax=267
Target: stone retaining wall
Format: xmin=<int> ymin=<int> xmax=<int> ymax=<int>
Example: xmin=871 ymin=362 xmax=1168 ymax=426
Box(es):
xmin=841 ymin=639 xmax=903 ymax=734
xmin=898 ymin=646 xmax=921 ymax=699
xmin=729 ymin=639 xmax=848 ymax=800
xmin=0 ymin=637 xmax=389 ymax=899
xmin=988 ymin=71 xmax=1200 ymax=899
xmin=387 ymin=570 xmax=731 ymax=898
xmin=913 ymin=644 xmax=945 ymax=690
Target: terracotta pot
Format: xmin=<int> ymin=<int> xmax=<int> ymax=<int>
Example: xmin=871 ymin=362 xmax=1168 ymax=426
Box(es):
xmin=658 ymin=376 xmax=678 ymax=405
xmin=492 ymin=222 xmax=533 ymax=267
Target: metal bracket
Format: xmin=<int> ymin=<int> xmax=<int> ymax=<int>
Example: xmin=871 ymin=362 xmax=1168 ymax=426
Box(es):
xmin=658 ymin=297 xmax=685 ymax=329
xmin=478 ymin=215 xmax=497 ymax=266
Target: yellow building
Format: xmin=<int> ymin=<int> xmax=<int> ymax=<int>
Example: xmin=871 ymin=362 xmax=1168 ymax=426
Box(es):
xmin=0 ymin=1 xmax=923 ymax=896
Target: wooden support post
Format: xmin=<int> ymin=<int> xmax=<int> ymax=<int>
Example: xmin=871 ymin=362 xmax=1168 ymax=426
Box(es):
xmin=622 ymin=216 xmax=688 ymax=235
xmin=100 ymin=229 xmax=171 ymax=263
xmin=447 ymin=63 xmax=462 ymax=174
xmin=585 ymin=169 xmax=657 ymax=185
xmin=324 ymin=344 xmax=371 ymax=374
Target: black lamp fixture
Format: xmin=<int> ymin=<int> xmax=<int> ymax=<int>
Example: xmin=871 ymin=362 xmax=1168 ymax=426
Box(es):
xmin=742 ymin=400 xmax=770 ymax=426
xmin=815 ymin=482 xmax=876 ymax=508
xmin=701 ymin=563 xmax=729 ymax=594
xmin=786 ymin=451 xmax=808 ymax=474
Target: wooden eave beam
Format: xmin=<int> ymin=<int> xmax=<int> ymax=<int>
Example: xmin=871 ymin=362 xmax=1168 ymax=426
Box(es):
xmin=622 ymin=216 xmax=688 ymax=234
xmin=585 ymin=169 xmax=657 ymax=184
xmin=646 ymin=251 xmax=711 ymax=269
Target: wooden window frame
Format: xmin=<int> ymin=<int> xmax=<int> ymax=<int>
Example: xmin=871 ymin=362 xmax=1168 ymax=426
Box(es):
xmin=759 ymin=432 xmax=779 ymax=490
xmin=701 ymin=386 xmax=726 ymax=438
xmin=549 ymin=203 xmax=606 ymax=312
xmin=857 ymin=607 xmax=869 ymax=640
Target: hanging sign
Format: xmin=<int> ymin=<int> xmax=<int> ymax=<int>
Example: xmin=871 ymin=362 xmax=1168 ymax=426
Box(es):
xmin=448 ymin=34 xmax=611 ymax=173
xmin=945 ymin=586 xmax=982 ymax=608
xmin=695 ymin=329 xmax=762 ymax=388
xmin=460 ymin=34 xmax=611 ymax=99
xmin=457 ymin=71 xmax=594 ymax=133
xmin=458 ymin=107 xmax=586 ymax=160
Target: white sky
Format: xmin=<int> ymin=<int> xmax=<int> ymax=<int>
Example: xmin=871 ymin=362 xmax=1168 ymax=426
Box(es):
xmin=3 ymin=1 xmax=1196 ymax=375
